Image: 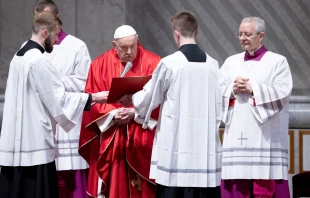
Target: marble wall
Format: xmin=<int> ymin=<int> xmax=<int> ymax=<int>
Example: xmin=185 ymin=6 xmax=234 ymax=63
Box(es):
xmin=1 ymin=0 xmax=310 ymax=92
xmin=1 ymin=0 xmax=310 ymax=93
xmin=0 ymin=0 xmax=125 ymax=92
xmin=125 ymin=0 xmax=310 ymax=131
xmin=126 ymin=0 xmax=310 ymax=92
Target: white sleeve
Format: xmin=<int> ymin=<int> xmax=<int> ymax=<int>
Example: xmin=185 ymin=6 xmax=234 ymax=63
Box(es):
xmin=30 ymin=58 xmax=89 ymax=132
xmin=61 ymin=44 xmax=91 ymax=92
xmin=219 ymin=62 xmax=234 ymax=125
xmin=214 ymin=64 xmax=223 ymax=130
xmin=251 ymin=58 xmax=292 ymax=123
xmin=132 ymin=61 xmax=172 ymax=129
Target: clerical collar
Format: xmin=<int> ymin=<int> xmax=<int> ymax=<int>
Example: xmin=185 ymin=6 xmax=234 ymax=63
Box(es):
xmin=179 ymin=44 xmax=206 ymax=62
xmin=16 ymin=40 xmax=45 ymax=56
xmin=244 ymin=44 xmax=268 ymax=61
xmin=55 ymin=29 xmax=68 ymax=45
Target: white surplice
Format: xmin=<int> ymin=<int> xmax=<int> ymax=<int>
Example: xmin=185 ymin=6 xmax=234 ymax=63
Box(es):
xmin=132 ymin=51 xmax=222 ymax=187
xmin=44 ymin=35 xmax=91 ymax=170
xmin=219 ymin=51 xmax=292 ymax=180
xmin=0 ymin=47 xmax=89 ymax=167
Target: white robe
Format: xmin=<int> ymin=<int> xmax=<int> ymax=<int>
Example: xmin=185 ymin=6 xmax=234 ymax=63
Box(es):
xmin=44 ymin=35 xmax=91 ymax=170
xmin=0 ymin=47 xmax=89 ymax=167
xmin=219 ymin=51 xmax=292 ymax=180
xmin=133 ymin=51 xmax=222 ymax=187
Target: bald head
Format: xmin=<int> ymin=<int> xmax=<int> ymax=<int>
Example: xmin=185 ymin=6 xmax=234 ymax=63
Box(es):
xmin=34 ymin=0 xmax=62 ymax=25
xmin=34 ymin=0 xmax=58 ymax=15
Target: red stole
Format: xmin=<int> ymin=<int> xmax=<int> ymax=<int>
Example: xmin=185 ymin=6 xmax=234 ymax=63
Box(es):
xmin=78 ymin=44 xmax=160 ymax=197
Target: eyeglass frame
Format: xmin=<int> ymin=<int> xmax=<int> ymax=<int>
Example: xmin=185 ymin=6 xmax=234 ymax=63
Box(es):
xmin=235 ymin=32 xmax=262 ymax=38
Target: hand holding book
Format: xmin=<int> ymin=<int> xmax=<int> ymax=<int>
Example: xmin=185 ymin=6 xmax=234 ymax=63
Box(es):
xmin=117 ymin=94 xmax=133 ymax=106
xmin=107 ymin=75 xmax=152 ymax=104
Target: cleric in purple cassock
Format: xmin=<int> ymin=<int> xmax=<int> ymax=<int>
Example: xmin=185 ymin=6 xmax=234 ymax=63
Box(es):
xmin=219 ymin=16 xmax=292 ymax=198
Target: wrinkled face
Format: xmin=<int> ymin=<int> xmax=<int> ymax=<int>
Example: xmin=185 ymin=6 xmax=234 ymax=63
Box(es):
xmin=113 ymin=35 xmax=138 ymax=62
xmin=238 ymin=21 xmax=264 ymax=52
xmin=45 ymin=25 xmax=60 ymax=53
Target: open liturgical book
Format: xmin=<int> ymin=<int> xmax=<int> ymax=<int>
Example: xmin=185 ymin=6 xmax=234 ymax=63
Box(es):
xmin=107 ymin=75 xmax=152 ymax=103
xmin=86 ymin=75 xmax=157 ymax=133
xmin=86 ymin=109 xmax=118 ymax=133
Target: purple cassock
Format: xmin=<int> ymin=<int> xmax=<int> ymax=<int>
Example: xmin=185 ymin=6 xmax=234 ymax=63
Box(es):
xmin=221 ymin=179 xmax=290 ymax=198
xmin=221 ymin=45 xmax=290 ymax=198
xmin=58 ymin=170 xmax=88 ymax=198
xmin=244 ymin=44 xmax=268 ymax=62
xmin=55 ymin=28 xmax=68 ymax=45
xmin=54 ymin=29 xmax=88 ymax=198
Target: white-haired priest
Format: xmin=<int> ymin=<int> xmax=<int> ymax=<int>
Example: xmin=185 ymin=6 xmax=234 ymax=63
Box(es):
xmin=219 ymin=16 xmax=292 ymax=198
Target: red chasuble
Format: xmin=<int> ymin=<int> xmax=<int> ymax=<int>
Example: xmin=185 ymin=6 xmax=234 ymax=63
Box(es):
xmin=79 ymin=43 xmax=160 ymax=198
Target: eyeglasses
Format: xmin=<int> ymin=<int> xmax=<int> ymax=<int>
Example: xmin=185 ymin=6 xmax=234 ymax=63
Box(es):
xmin=235 ymin=32 xmax=261 ymax=38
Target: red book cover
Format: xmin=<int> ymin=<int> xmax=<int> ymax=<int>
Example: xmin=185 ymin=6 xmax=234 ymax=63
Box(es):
xmin=107 ymin=75 xmax=152 ymax=103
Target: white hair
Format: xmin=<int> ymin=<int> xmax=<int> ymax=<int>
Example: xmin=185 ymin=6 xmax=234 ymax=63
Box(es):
xmin=114 ymin=34 xmax=139 ymax=44
xmin=242 ymin=17 xmax=265 ymax=33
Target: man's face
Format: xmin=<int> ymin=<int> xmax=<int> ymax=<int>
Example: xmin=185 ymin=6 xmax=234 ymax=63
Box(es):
xmin=238 ymin=21 xmax=264 ymax=52
xmin=45 ymin=25 xmax=60 ymax=53
xmin=113 ymin=35 xmax=138 ymax=63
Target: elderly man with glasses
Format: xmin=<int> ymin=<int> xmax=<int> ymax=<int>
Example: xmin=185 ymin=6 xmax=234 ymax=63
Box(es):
xmin=219 ymin=16 xmax=292 ymax=198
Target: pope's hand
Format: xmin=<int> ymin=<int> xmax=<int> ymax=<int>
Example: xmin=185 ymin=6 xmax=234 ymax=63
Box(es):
xmin=116 ymin=94 xmax=133 ymax=107
xmin=91 ymin=91 xmax=109 ymax=104
xmin=114 ymin=108 xmax=135 ymax=125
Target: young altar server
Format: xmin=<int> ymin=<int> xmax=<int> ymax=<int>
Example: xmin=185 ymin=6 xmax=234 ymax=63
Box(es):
xmin=0 ymin=12 xmax=108 ymax=198
xmin=123 ymin=11 xmax=223 ymax=198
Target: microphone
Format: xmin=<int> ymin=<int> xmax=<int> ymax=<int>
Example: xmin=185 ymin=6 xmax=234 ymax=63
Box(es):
xmin=120 ymin=62 xmax=133 ymax=77
xmin=91 ymin=62 xmax=133 ymax=106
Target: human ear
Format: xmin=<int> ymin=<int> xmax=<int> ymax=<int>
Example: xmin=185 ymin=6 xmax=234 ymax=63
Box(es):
xmin=42 ymin=29 xmax=49 ymax=38
xmin=174 ymin=30 xmax=179 ymax=38
xmin=259 ymin=32 xmax=265 ymax=42
xmin=112 ymin=41 xmax=117 ymax=48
